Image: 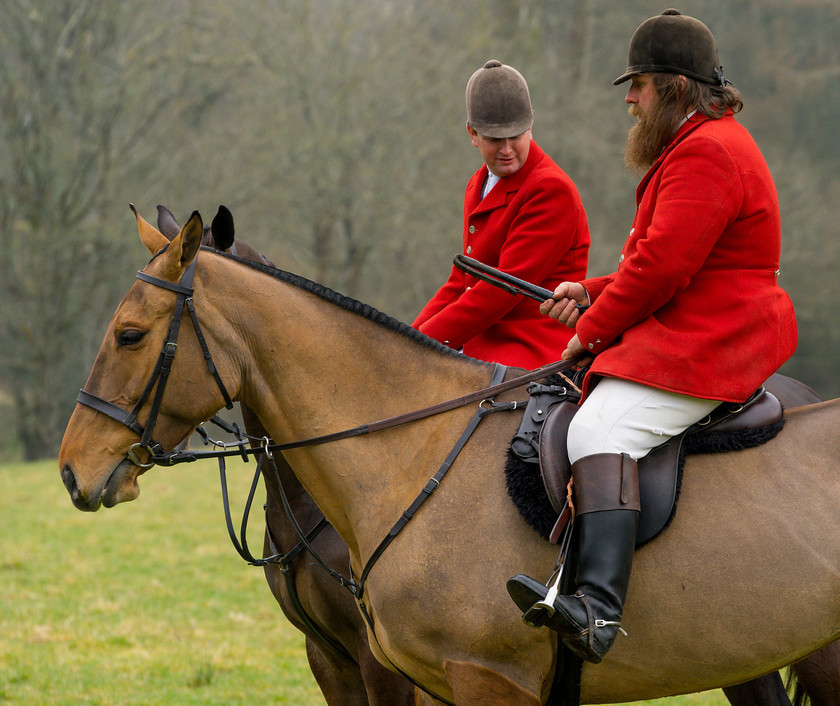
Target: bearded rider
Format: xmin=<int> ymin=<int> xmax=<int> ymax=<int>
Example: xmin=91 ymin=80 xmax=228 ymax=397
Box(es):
xmin=506 ymin=9 xmax=798 ymax=663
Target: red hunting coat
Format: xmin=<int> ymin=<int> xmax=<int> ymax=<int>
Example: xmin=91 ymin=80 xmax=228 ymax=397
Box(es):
xmin=413 ymin=141 xmax=590 ymax=369
xmin=576 ymin=112 xmax=797 ymax=403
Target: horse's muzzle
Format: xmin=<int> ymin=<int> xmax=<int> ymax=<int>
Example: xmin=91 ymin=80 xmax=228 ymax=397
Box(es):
xmin=61 ymin=463 xmax=101 ymax=512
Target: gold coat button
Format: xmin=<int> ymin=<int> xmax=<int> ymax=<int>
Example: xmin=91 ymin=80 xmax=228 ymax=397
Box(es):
xmin=469 ymin=225 xmax=476 ymax=233
xmin=466 ymin=245 xmax=472 ymax=254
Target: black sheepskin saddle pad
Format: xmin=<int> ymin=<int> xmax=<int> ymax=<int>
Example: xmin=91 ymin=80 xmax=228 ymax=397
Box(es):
xmin=505 ymin=404 xmax=786 ymax=545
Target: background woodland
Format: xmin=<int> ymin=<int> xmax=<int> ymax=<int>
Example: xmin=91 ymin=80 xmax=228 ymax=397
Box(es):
xmin=2 ymin=0 xmax=838 ymax=459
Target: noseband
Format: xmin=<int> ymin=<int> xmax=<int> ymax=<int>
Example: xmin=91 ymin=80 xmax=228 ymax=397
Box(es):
xmin=76 ymin=252 xmax=233 ymax=467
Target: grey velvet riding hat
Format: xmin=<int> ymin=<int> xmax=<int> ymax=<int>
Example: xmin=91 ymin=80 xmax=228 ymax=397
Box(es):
xmin=613 ymin=9 xmax=727 ymax=86
xmin=466 ymin=60 xmax=534 ymax=138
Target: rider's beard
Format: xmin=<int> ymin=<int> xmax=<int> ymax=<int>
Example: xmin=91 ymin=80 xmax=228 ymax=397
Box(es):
xmin=624 ymin=98 xmax=686 ymax=175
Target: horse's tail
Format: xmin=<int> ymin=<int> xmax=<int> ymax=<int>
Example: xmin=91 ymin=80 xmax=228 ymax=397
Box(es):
xmin=785 ymin=668 xmax=811 ymax=706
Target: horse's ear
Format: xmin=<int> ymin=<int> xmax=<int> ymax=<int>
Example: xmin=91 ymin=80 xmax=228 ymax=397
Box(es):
xmin=131 ymin=204 xmax=169 ymax=253
xmin=210 ymin=205 xmax=235 ymax=250
xmin=178 ymin=210 xmax=204 ymax=266
xmin=156 ymin=204 xmax=181 ymax=240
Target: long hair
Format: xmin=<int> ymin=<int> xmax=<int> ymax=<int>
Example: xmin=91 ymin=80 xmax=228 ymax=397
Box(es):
xmin=654 ymin=73 xmax=744 ymax=119
xmin=625 ymin=73 xmax=745 ymax=173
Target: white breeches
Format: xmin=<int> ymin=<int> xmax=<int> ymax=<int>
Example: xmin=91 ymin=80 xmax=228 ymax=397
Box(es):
xmin=567 ymin=378 xmax=721 ymax=464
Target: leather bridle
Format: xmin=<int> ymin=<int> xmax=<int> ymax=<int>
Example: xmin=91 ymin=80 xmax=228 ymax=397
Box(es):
xmin=76 ymin=251 xmax=233 ymax=468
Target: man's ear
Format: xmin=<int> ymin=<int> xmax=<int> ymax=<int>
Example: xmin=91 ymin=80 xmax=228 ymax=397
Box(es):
xmin=467 ymin=124 xmax=480 ymax=148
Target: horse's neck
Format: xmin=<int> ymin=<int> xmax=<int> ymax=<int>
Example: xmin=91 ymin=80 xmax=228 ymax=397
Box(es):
xmin=218 ymin=264 xmax=492 ymax=556
xmin=242 ymin=295 xmax=485 ymax=438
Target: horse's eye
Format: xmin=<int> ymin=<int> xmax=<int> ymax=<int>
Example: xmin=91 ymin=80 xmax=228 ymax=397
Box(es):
xmin=117 ymin=330 xmax=146 ymax=347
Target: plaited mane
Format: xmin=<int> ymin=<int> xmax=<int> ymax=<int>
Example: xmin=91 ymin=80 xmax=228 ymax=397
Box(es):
xmin=211 ymin=248 xmax=467 ymax=359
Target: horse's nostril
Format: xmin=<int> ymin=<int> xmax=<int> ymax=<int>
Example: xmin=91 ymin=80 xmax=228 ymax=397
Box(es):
xmin=61 ymin=465 xmax=79 ymax=500
xmin=60 ymin=463 xmax=103 ymax=512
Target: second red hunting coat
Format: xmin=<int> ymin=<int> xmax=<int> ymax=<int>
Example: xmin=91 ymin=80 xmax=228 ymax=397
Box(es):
xmin=413 ymin=141 xmax=590 ymax=369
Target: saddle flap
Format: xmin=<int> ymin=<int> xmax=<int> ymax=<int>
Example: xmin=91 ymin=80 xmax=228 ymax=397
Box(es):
xmin=537 ymin=400 xmax=682 ymax=546
xmin=538 ymin=401 xmax=577 ymax=515
xmin=636 ymin=436 xmax=684 ymax=544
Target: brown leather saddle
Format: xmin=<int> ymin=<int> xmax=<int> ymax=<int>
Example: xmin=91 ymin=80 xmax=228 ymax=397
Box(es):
xmin=508 ymin=384 xmax=784 ymax=546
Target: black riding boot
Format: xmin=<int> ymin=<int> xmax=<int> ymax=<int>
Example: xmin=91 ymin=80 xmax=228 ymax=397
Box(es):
xmin=507 ymin=452 xmax=640 ymax=663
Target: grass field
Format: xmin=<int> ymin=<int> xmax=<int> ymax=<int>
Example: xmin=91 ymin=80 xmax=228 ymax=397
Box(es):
xmin=1 ymin=458 xmax=732 ymax=705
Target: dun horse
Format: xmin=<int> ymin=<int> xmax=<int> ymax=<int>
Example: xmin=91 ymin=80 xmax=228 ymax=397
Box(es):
xmin=162 ymin=204 xmax=840 ymax=706
xmin=159 ymin=204 xmax=837 ymax=706
xmin=60 ymin=209 xmax=840 ymax=704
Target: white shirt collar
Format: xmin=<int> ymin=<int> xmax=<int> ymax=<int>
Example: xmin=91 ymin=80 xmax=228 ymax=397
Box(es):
xmin=481 ymin=168 xmax=502 ymax=199
xmin=679 ymin=109 xmax=698 ymax=129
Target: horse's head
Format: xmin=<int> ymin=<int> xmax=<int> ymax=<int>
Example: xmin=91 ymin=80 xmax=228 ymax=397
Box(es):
xmin=59 ymin=207 xmax=235 ymax=511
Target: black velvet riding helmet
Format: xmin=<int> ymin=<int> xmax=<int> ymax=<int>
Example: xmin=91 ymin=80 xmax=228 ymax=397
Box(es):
xmin=614 ymin=9 xmax=728 ymax=87
xmin=466 ymin=60 xmax=535 ymax=138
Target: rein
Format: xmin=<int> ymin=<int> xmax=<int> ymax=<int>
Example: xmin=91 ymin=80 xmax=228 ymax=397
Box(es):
xmin=178 ymin=357 xmax=576 ymax=579
xmin=162 ymin=356 xmax=574 ymax=465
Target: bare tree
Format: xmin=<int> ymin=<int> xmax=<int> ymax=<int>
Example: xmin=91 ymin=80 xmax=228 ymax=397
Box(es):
xmin=1 ymin=0 xmax=839 ymax=458
xmin=226 ymin=0 xmax=494 ymax=315
xmin=0 ymin=0 xmax=236 ymax=458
